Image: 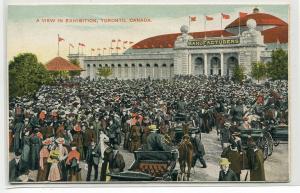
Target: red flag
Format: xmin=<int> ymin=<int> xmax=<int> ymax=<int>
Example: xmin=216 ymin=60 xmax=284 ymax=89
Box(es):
xmin=221 ymin=13 xmax=230 ymax=19
xmin=69 ymin=43 xmax=74 ymax=48
xmin=112 ymin=39 xmax=116 ymax=42
xmin=123 ymin=41 xmax=128 ymax=44
xmin=206 ymin=16 xmax=213 ymax=21
xmin=239 ymin=12 xmax=247 ymax=18
xmin=58 ymin=35 xmax=64 ymax=42
xmin=116 ymin=47 xmax=121 ymax=50
xmin=91 ymin=48 xmax=95 ymax=51
xmin=79 ymin=43 xmax=85 ymax=47
xmin=190 ymin=16 xmax=196 ymax=22
xmin=129 ymin=41 xmax=134 ymax=44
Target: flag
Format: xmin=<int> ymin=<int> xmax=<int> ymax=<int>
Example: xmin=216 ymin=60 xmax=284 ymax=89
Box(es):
xmin=123 ymin=47 xmax=126 ymax=49
xmin=103 ymin=48 xmax=107 ymax=50
xmin=123 ymin=41 xmax=128 ymax=44
xmin=221 ymin=13 xmax=230 ymax=19
xmin=97 ymin=48 xmax=101 ymax=50
xmin=58 ymin=35 xmax=64 ymax=42
xmin=91 ymin=48 xmax=95 ymax=51
xmin=239 ymin=12 xmax=247 ymax=18
xmin=118 ymin=39 xmax=121 ymax=42
xmin=116 ymin=47 xmax=121 ymax=50
xmin=206 ymin=16 xmax=213 ymax=21
xmin=79 ymin=43 xmax=85 ymax=47
xmin=190 ymin=16 xmax=197 ymax=21
xmin=129 ymin=41 xmax=134 ymax=44
xmin=69 ymin=43 xmax=74 ymax=48
xmin=110 ymin=47 xmax=114 ymax=49
xmin=112 ymin=39 xmax=116 ymax=42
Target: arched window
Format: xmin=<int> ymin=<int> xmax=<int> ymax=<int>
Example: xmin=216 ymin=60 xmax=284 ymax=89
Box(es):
xmin=195 ymin=57 xmax=204 ymax=65
xmin=118 ymin=64 xmax=121 ymax=67
xmin=146 ymin=63 xmax=150 ymax=67
xmin=124 ymin=64 xmax=128 ymax=67
xmin=105 ymin=64 xmax=108 ymax=67
xmin=154 ymin=63 xmax=158 ymax=67
xmin=99 ymin=64 xmax=102 ymax=67
xmin=111 ymin=64 xmax=115 ymax=67
xmin=87 ymin=64 xmax=90 ymax=67
xmin=162 ymin=63 xmax=167 ymax=67
xmin=93 ymin=64 xmax=96 ymax=67
xmin=132 ymin=63 xmax=135 ymax=67
xmin=170 ymin=63 xmax=174 ymax=67
xmin=139 ymin=63 xmax=143 ymax=67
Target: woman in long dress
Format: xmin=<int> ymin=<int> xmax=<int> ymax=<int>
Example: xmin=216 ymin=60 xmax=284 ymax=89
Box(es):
xmin=37 ymin=139 xmax=51 ymax=181
xmin=47 ymin=144 xmax=61 ymax=182
xmin=66 ymin=144 xmax=81 ymax=181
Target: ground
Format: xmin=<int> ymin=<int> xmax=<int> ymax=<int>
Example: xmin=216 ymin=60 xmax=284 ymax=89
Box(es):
xmin=10 ymin=129 xmax=289 ymax=183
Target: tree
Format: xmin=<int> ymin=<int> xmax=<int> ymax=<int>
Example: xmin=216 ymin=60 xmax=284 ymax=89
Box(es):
xmin=251 ymin=61 xmax=267 ymax=83
xmin=9 ymin=53 xmax=53 ymax=98
xmin=69 ymin=58 xmax=81 ymax=77
xmin=267 ymin=48 xmax=288 ymax=80
xmin=97 ymin=67 xmax=112 ymax=79
xmin=232 ymin=65 xmax=245 ymax=83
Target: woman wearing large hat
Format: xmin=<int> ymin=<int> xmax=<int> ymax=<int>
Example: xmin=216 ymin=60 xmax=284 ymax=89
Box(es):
xmin=218 ymin=158 xmax=238 ymax=181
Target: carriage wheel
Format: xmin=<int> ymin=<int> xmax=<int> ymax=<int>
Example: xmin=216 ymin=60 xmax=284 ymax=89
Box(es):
xmin=264 ymin=132 xmax=274 ymax=156
xmin=273 ymin=139 xmax=280 ymax=146
xmin=257 ymin=137 xmax=269 ymax=160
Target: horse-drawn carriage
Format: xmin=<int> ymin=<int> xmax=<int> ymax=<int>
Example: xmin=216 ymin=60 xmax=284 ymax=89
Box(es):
xmin=109 ymin=150 xmax=179 ymax=181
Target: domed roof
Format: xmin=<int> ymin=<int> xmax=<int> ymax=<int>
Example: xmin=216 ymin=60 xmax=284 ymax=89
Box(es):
xmin=131 ymin=30 xmax=234 ymax=49
xmin=225 ymin=12 xmax=287 ymax=29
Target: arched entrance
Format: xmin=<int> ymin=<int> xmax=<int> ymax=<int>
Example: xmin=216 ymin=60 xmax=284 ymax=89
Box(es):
xmin=210 ymin=57 xmax=221 ymax=75
xmin=227 ymin=56 xmax=238 ymax=76
xmin=194 ymin=57 xmax=204 ymax=75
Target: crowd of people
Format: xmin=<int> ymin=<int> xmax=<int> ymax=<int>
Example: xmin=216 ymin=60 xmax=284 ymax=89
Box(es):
xmin=8 ymin=75 xmax=288 ymax=182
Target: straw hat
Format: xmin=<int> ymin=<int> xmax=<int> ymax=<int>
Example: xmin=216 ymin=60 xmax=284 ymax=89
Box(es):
xmin=219 ymin=158 xmax=231 ymax=166
xmin=55 ymin=137 xmax=65 ymax=144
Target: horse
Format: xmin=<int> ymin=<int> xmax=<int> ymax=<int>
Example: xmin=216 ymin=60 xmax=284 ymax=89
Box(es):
xmin=177 ymin=134 xmax=194 ymax=181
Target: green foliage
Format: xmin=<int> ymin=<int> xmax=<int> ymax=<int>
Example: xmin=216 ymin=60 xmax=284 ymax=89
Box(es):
xmin=69 ymin=58 xmax=81 ymax=77
xmin=251 ymin=61 xmax=267 ymax=83
xmin=97 ymin=67 xmax=112 ymax=79
xmin=267 ymin=48 xmax=288 ymax=80
xmin=232 ymin=65 xmax=245 ymax=83
xmin=9 ymin=53 xmax=53 ymax=98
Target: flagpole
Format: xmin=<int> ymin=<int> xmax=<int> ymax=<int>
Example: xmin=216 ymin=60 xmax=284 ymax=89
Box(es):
xmin=221 ymin=15 xmax=223 ymax=38
xmin=116 ymin=41 xmax=119 ymax=55
xmin=68 ymin=44 xmax=70 ymax=56
xmin=110 ymin=41 xmax=112 ymax=55
xmin=189 ymin=16 xmax=191 ymax=34
xmin=78 ymin=44 xmax=80 ymax=55
xmin=57 ymin=34 xmax=59 ymax=56
xmin=239 ymin=15 xmax=241 ymax=36
xmin=103 ymin=49 xmax=104 ymax=55
xmin=204 ymin=16 xmax=206 ymax=39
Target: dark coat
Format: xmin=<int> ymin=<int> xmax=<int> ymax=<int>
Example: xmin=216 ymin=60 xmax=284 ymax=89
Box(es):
xmin=221 ymin=147 xmax=242 ymax=174
xmin=83 ymin=128 xmax=96 ymax=147
xmin=86 ymin=145 xmax=101 ymax=165
xmin=250 ymin=149 xmax=265 ymax=181
xmin=9 ymin=159 xmax=25 ymax=182
xmin=218 ymin=168 xmax=238 ymax=181
xmin=146 ymin=132 xmax=171 ymax=151
xmin=110 ymin=150 xmax=125 ymax=173
xmin=191 ymin=135 xmax=205 ymax=156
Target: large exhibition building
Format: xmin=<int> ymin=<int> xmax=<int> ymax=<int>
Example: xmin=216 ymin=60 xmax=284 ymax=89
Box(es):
xmin=69 ymin=8 xmax=288 ymax=80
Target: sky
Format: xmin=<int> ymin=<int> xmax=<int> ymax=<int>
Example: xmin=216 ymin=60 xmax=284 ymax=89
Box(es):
xmin=7 ymin=4 xmax=289 ymax=63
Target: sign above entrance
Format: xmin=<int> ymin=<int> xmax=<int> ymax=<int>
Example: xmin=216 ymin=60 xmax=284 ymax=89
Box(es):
xmin=187 ymin=38 xmax=240 ymax=46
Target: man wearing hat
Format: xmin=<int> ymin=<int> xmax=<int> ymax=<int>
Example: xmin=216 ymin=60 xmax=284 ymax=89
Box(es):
xmin=221 ymin=140 xmax=242 ymax=181
xmin=85 ymin=140 xmax=101 ymax=181
xmin=190 ymin=130 xmax=207 ymax=168
xmin=145 ymin=124 xmax=172 ymax=151
xmin=218 ymin=158 xmax=238 ymax=181
xmin=247 ymin=139 xmax=266 ymax=181
xmin=9 ymin=151 xmax=26 ymax=182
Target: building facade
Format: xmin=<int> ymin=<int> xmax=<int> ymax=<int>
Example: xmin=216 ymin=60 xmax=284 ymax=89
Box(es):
xmin=69 ymin=8 xmax=288 ymax=80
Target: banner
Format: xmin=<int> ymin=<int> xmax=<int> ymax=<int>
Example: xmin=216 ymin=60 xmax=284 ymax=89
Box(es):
xmin=187 ymin=38 xmax=240 ymax=46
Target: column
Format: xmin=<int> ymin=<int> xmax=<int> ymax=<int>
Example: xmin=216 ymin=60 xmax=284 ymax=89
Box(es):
xmin=221 ymin=52 xmax=224 ymax=76
xmin=204 ymin=53 xmax=208 ymax=76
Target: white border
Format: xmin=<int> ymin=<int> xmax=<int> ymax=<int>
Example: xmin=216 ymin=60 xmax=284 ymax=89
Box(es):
xmin=1 ymin=0 xmax=300 ymax=192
